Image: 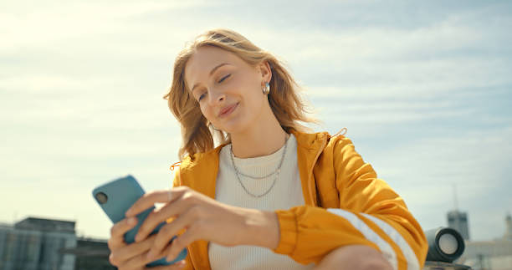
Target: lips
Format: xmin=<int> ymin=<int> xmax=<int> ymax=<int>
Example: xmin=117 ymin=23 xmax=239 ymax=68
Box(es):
xmin=218 ymin=103 xmax=238 ymax=117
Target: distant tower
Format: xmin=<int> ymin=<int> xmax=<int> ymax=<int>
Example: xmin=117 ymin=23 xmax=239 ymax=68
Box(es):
xmin=447 ymin=184 xmax=470 ymax=240
xmin=447 ymin=210 xmax=470 ymax=241
xmin=505 ymin=212 xmax=512 ymax=240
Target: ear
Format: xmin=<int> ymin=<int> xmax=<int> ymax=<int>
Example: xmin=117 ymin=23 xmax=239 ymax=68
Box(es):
xmin=257 ymin=61 xmax=272 ymax=83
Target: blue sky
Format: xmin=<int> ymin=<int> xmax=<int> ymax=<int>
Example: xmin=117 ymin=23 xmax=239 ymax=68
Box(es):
xmin=1 ymin=0 xmax=511 ymax=241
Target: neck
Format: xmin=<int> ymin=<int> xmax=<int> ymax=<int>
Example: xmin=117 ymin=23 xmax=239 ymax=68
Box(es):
xmin=230 ymin=110 xmax=288 ymax=159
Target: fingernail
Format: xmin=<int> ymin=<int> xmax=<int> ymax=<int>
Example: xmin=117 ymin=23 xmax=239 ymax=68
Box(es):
xmin=146 ymin=250 xmax=155 ymax=259
xmin=135 ymin=234 xmax=142 ymax=242
xmin=175 ymin=260 xmax=186 ymax=267
xmin=166 ymin=254 xmax=175 ymax=262
xmin=127 ymin=217 xmax=136 ymax=225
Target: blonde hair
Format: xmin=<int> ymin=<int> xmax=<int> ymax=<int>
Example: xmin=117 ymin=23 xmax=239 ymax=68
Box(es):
xmin=163 ymin=28 xmax=317 ymax=160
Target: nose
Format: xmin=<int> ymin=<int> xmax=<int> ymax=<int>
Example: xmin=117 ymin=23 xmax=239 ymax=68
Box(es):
xmin=207 ymin=89 xmax=225 ymax=106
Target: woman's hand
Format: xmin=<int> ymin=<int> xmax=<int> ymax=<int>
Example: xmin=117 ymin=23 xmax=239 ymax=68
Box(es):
xmin=125 ymin=186 xmax=280 ymax=263
xmin=107 ymin=216 xmax=187 ymax=270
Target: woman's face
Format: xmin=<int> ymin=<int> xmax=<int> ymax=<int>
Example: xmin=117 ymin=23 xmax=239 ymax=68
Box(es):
xmin=184 ymin=46 xmax=272 ymax=134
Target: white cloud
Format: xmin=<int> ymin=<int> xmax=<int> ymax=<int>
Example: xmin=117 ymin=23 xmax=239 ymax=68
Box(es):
xmin=0 ymin=1 xmax=208 ymax=53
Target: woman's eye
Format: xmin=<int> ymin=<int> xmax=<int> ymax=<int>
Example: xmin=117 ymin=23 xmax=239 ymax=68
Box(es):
xmin=218 ymin=74 xmax=231 ymax=83
xmin=198 ymin=93 xmax=206 ymax=101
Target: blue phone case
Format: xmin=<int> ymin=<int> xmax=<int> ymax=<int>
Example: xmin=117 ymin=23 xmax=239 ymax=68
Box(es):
xmin=92 ymin=175 xmax=187 ymax=266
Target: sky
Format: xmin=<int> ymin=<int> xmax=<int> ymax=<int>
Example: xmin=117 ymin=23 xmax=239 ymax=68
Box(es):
xmin=1 ymin=0 xmax=511 ymax=242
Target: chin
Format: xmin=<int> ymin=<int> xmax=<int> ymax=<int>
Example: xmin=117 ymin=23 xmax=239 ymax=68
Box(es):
xmin=219 ymin=118 xmax=251 ymax=136
xmin=218 ymin=104 xmax=262 ymax=136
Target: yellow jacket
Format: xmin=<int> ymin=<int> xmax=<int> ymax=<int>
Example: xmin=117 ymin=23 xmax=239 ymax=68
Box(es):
xmin=171 ymin=129 xmax=428 ymax=269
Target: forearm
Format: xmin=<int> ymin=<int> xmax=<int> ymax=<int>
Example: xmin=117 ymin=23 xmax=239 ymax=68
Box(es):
xmin=315 ymin=245 xmax=393 ymax=270
xmin=237 ymin=208 xmax=280 ymax=249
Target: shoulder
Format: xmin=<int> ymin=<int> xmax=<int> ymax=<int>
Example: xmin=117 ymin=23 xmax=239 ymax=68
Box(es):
xmin=291 ymin=127 xmax=354 ymax=151
xmin=171 ymin=144 xmax=226 ymax=188
xmin=178 ymin=144 xmax=226 ymax=172
xmin=327 ymin=128 xmax=355 ymax=151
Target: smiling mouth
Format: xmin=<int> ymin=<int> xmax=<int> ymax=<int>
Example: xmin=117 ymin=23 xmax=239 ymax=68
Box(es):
xmin=219 ymin=103 xmax=239 ymax=117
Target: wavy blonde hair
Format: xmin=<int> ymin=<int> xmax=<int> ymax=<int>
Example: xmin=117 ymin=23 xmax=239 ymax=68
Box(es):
xmin=163 ymin=28 xmax=317 ymax=160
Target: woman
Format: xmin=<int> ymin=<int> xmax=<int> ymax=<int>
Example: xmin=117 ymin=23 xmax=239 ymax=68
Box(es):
xmin=107 ymin=28 xmax=428 ymax=270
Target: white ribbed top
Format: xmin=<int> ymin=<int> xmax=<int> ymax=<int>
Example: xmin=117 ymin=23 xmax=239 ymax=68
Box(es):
xmin=208 ymin=134 xmax=315 ymax=270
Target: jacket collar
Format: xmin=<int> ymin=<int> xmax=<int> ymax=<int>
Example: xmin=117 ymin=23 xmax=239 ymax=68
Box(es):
xmin=178 ymin=129 xmax=329 ymax=203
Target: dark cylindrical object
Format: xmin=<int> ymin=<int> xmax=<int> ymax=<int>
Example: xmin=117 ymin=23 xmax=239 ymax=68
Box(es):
xmin=425 ymin=227 xmax=465 ymax=263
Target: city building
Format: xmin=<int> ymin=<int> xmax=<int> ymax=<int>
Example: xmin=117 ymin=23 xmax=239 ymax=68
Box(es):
xmin=447 ymin=210 xmax=470 ymax=241
xmin=504 ymin=213 xmax=512 ymax=241
xmin=0 ymin=217 xmax=77 ymax=270
xmin=0 ymin=217 xmax=115 ymax=270
xmin=457 ymin=214 xmax=512 ymax=270
xmin=61 ymin=237 xmax=115 ymax=270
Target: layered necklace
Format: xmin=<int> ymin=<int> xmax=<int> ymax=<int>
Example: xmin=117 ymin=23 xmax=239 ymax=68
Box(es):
xmin=230 ymin=135 xmax=289 ymax=198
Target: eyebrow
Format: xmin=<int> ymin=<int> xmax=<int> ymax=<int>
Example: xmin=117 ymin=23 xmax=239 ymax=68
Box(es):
xmin=191 ymin=62 xmax=230 ymax=92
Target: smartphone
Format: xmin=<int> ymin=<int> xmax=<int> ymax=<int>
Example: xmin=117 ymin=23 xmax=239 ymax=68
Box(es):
xmin=92 ymin=175 xmax=187 ymax=266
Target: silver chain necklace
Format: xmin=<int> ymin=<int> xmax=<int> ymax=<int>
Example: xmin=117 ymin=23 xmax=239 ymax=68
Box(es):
xmin=230 ymin=135 xmax=289 ymax=198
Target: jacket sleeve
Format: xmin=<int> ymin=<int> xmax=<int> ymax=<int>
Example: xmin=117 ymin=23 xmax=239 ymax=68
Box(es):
xmin=168 ymin=167 xmax=196 ymax=270
xmin=272 ymin=136 xmax=428 ymax=270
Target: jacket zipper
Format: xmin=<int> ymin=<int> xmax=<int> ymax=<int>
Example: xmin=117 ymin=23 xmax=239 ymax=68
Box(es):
xmin=308 ymin=134 xmax=328 ymax=206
